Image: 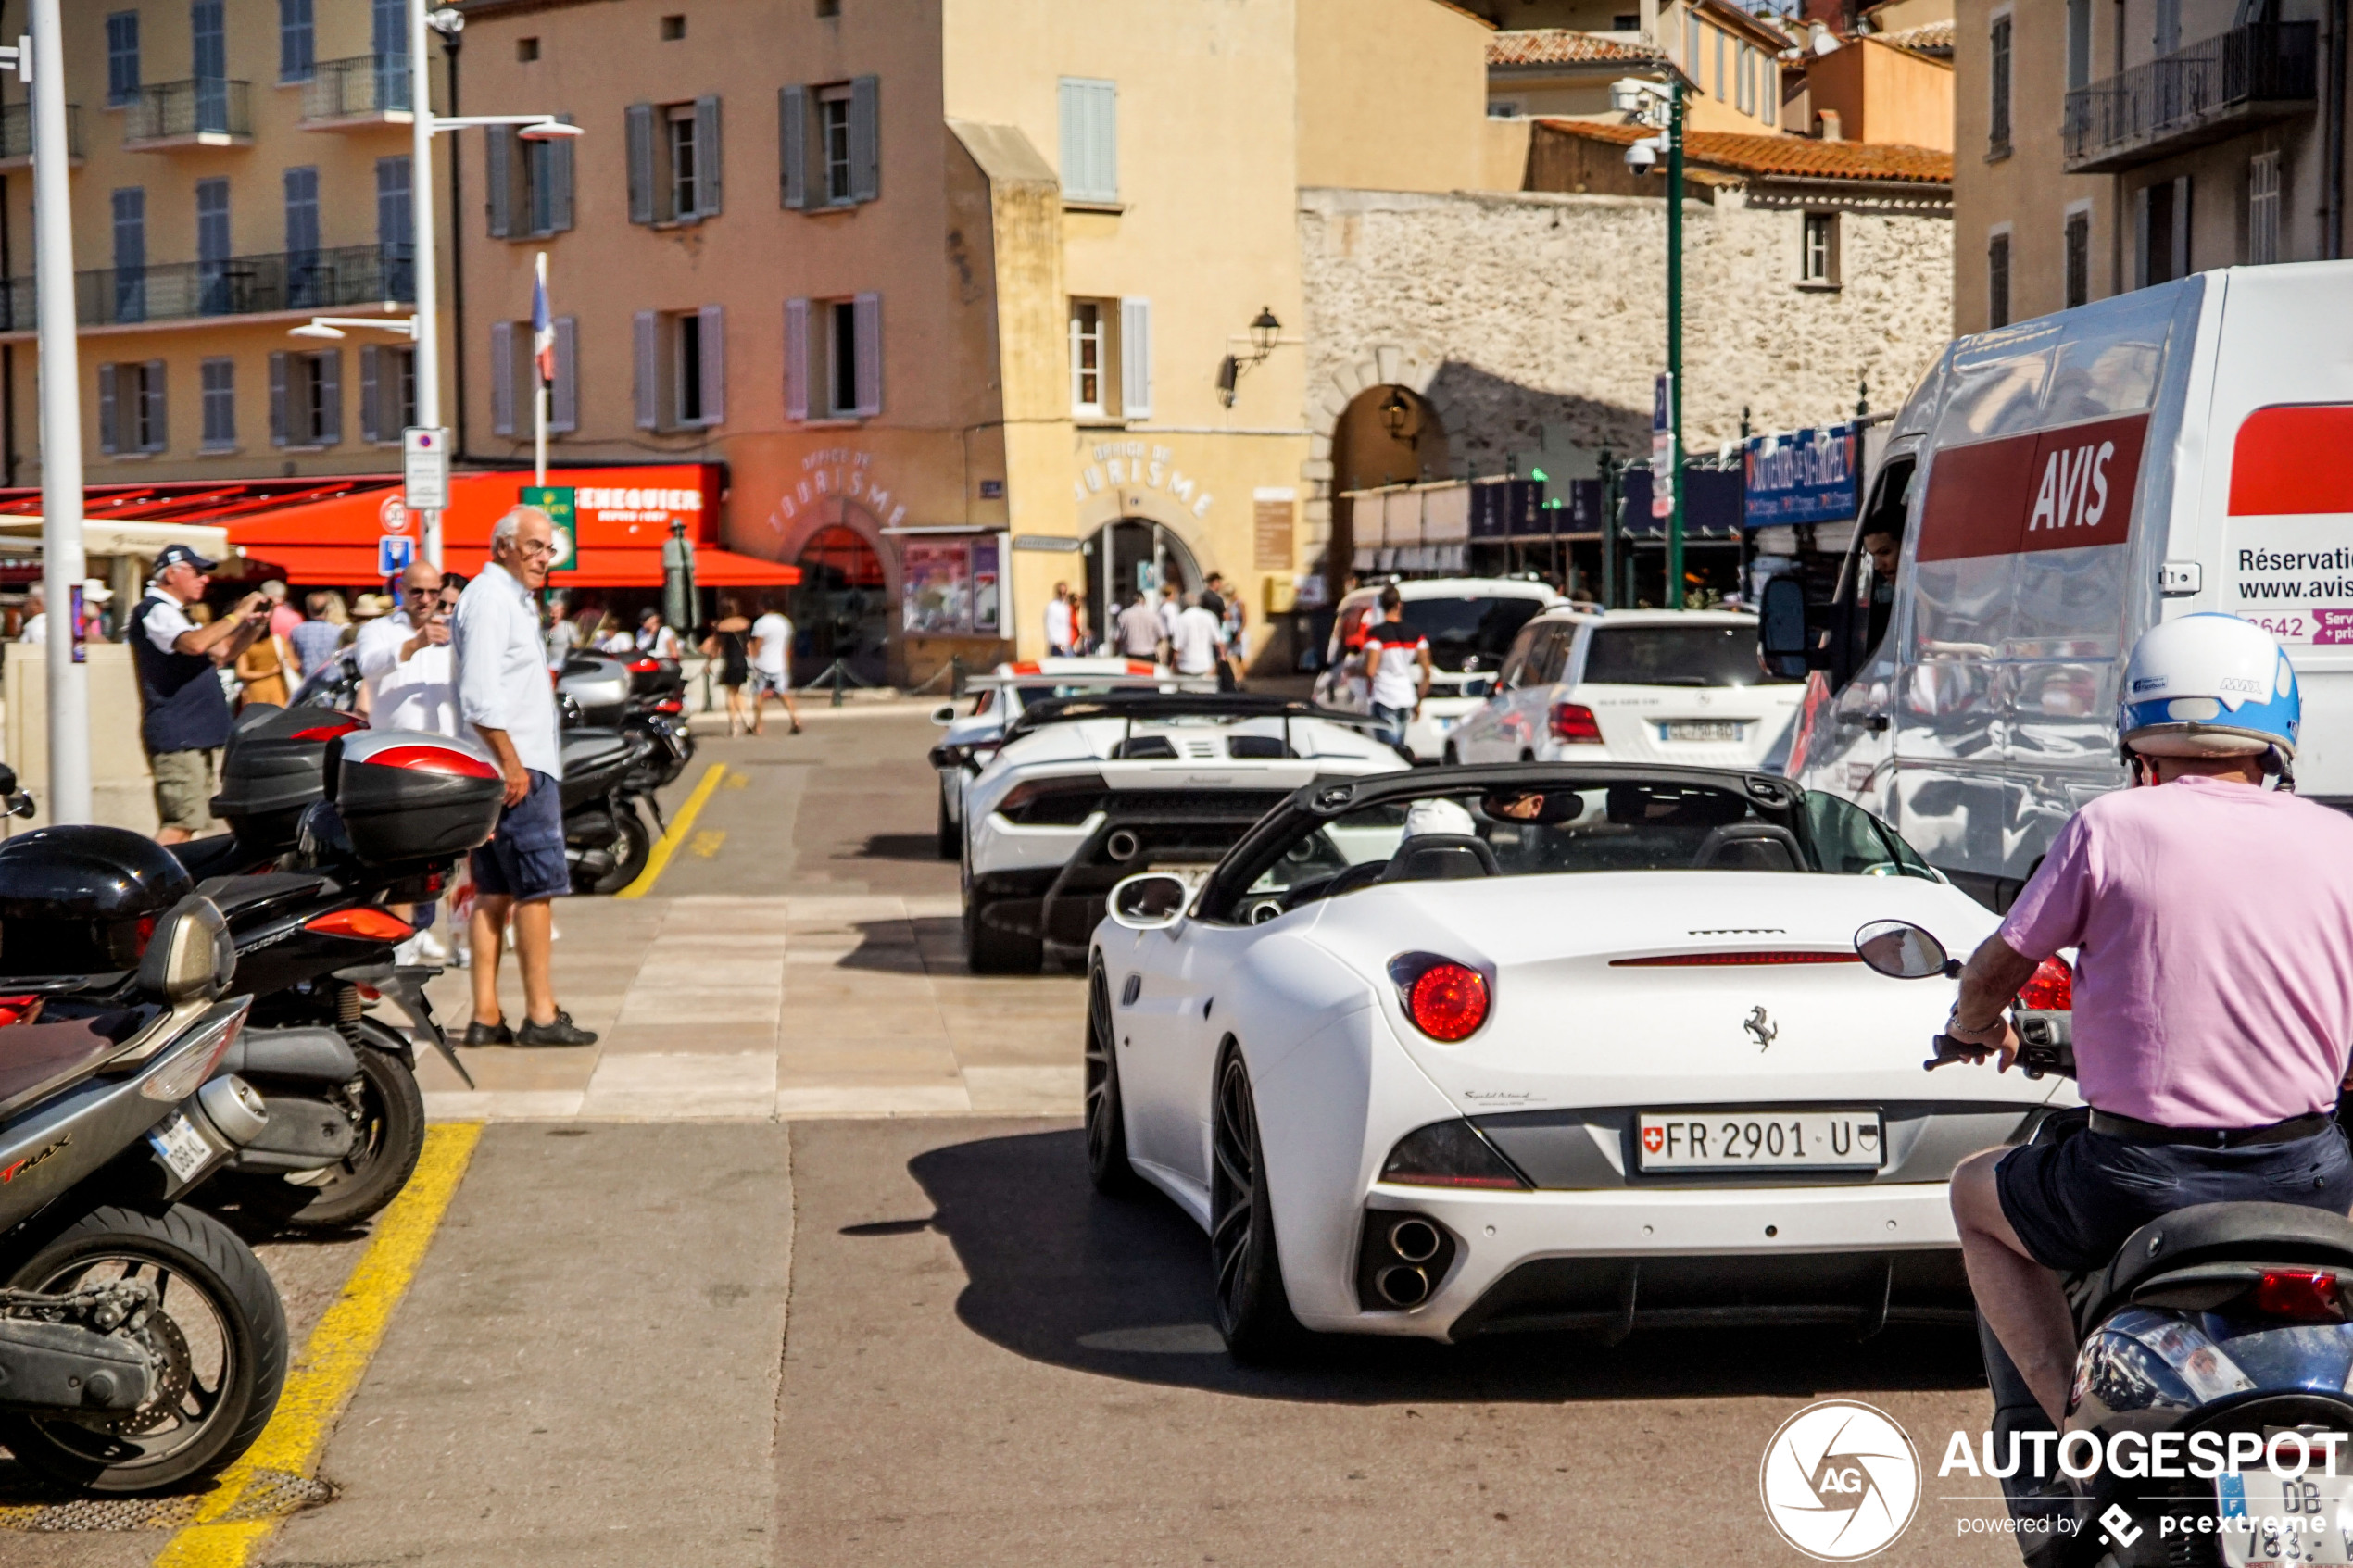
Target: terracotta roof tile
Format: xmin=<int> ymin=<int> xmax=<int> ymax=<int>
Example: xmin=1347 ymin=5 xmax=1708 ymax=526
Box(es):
xmin=1877 ymin=19 xmax=1954 ymax=55
xmin=1533 ymin=117 xmax=1953 ymax=184
xmin=1489 ymin=29 xmax=1667 ymax=66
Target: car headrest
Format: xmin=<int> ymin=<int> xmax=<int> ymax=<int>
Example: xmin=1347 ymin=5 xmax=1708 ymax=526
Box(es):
xmin=1692 ymin=823 xmax=1802 ymax=872
xmin=1379 ymin=834 xmax=1499 ymax=883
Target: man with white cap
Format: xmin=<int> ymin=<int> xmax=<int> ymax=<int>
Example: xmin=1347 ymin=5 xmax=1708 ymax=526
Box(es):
xmin=128 ymin=544 xmax=270 ymax=843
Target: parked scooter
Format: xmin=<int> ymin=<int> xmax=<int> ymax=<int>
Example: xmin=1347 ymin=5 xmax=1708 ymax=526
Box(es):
xmin=1858 ymin=919 xmax=2353 ymax=1565
xmin=0 ymin=886 xmax=288 ymax=1494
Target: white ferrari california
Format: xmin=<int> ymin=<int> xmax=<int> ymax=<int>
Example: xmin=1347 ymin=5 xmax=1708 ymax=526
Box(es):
xmin=962 ymin=694 xmax=1410 ymax=973
xmin=1084 ymin=762 xmax=2073 ymax=1359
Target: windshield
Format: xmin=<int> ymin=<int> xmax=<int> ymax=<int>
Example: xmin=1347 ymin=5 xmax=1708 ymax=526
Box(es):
xmin=1223 ymin=781 xmax=1934 ymax=915
xmin=1406 ymin=596 xmax=1548 ymax=672
xmin=1581 ymin=623 xmax=1790 ymax=687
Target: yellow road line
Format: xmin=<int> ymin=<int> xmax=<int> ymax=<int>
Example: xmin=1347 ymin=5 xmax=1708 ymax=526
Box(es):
xmin=614 ymin=762 xmax=727 ymax=900
xmin=151 ymin=1122 xmax=484 ymax=1568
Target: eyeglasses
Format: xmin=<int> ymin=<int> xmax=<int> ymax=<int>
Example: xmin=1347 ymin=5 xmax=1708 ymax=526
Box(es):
xmin=514 ymin=539 xmax=559 ymax=559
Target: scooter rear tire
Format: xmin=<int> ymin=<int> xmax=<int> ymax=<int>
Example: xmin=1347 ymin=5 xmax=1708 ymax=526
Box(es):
xmin=227 ymin=1027 xmax=426 ymax=1233
xmin=0 ymin=1203 xmax=286 ymax=1494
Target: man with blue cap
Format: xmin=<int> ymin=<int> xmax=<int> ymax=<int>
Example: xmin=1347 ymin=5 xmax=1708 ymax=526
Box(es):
xmin=129 ymin=543 xmax=271 ymax=842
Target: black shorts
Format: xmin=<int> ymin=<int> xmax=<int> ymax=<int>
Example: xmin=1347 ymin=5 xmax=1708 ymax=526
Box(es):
xmin=470 ymin=769 xmax=569 ymax=903
xmin=1995 ymin=1110 xmax=2353 ymax=1273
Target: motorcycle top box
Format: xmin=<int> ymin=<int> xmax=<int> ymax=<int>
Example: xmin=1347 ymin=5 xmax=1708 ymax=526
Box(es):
xmin=0 ymin=826 xmax=195 ymax=974
xmin=559 ymin=654 xmax=632 ymax=727
xmin=325 ymin=729 xmax=505 ymax=865
xmin=211 ymin=704 xmax=367 ymax=854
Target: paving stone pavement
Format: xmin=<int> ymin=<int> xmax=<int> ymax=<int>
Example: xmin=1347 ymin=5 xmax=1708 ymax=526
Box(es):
xmin=412 ymin=893 xmax=1088 ymax=1121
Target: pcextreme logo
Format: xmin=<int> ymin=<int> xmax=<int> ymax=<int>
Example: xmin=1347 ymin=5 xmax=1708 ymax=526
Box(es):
xmin=1759 ymin=1400 xmax=1922 ymax=1561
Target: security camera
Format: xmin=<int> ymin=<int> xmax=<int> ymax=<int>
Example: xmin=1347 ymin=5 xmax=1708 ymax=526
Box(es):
xmin=426 ymin=7 xmax=465 ymax=33
xmin=1625 ymin=139 xmax=1658 ymax=171
xmin=1610 ymin=76 xmax=1664 ymax=113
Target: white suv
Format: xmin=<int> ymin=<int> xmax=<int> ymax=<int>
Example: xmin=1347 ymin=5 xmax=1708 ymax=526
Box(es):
xmin=1442 ymin=608 xmax=1802 ymax=769
xmin=1310 ymin=577 xmax=1561 ymax=759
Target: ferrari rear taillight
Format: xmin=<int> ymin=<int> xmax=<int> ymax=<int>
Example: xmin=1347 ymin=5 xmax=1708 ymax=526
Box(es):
xmin=1389 ymin=952 xmax=1490 ymax=1042
xmin=1613 ymin=951 xmax=1859 ymax=967
xmin=305 ymin=908 xmax=416 ymax=942
xmin=1379 ymin=1121 xmax=1527 ymax=1190
xmin=1549 ymin=702 xmax=1603 ymax=744
xmin=2251 ymin=1269 xmax=2347 ymax=1323
xmin=2017 ymin=954 xmax=2073 ymax=1011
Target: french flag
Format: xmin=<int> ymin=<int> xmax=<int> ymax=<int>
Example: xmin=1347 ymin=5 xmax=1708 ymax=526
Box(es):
xmin=531 ymin=272 xmax=555 ymax=385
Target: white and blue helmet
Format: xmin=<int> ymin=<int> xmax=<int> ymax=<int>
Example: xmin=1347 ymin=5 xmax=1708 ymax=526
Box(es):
xmin=2118 ymin=613 xmax=2300 ymax=761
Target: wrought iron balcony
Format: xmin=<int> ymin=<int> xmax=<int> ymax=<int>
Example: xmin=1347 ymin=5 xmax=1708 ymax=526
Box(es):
xmin=0 ymin=244 xmax=415 ymax=333
xmin=123 ymin=78 xmax=253 ymax=148
xmin=300 ymin=54 xmax=413 ymax=126
xmin=0 ymin=102 xmax=82 ymax=166
xmin=2064 ymin=22 xmax=2316 ymax=173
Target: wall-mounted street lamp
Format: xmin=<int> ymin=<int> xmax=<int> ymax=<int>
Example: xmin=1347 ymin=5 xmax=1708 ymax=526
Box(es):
xmin=1217 ymin=305 xmax=1294 ymax=409
xmin=289 ymin=316 xmax=421 ymax=342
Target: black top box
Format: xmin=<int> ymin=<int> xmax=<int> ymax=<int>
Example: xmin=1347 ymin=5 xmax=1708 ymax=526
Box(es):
xmin=211 ymin=704 xmax=367 ymax=854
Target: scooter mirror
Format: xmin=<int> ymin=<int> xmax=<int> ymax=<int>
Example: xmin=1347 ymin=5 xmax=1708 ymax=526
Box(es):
xmin=1854 ymin=919 xmax=1954 ymax=979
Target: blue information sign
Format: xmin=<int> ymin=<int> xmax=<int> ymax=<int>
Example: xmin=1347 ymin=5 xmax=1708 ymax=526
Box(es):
xmin=378 ymin=534 xmax=416 ymax=578
xmin=1743 ymin=424 xmax=1862 ymax=528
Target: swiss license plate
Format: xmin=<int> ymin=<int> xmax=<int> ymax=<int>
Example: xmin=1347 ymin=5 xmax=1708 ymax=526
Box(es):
xmin=1636 ymin=1111 xmax=1883 ymax=1171
xmin=147 ymin=1112 xmax=216 ymax=1185
xmin=1661 ymin=720 xmax=1744 ymax=743
xmin=2220 ymin=1466 xmax=2353 ymax=1564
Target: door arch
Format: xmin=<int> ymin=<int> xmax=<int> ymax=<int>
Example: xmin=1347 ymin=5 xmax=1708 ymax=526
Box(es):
xmin=1079 ymin=519 xmax=1201 ymax=649
xmin=791 ymin=523 xmax=889 ymax=685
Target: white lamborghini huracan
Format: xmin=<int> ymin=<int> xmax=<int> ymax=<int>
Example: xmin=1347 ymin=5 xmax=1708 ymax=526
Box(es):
xmin=1084 ymin=763 xmax=2073 ymax=1359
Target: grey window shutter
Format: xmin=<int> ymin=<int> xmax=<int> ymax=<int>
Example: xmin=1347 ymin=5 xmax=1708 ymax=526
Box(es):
xmin=2171 ymin=174 xmax=2192 ymax=281
xmin=694 ymin=96 xmax=722 ymax=218
xmin=852 ymin=293 xmax=881 ymax=417
xmin=698 ymin=304 xmax=725 ymax=425
xmin=633 ymin=309 xmax=658 ymax=429
xmin=549 ymin=117 xmax=575 ymax=232
xmin=780 ymin=86 xmax=808 ymax=209
xmin=318 ymin=350 xmax=340 ymax=444
xmin=784 ymin=298 xmax=809 ymax=420
xmin=97 ymin=363 xmax=118 ymax=454
xmin=1119 ymin=296 xmax=1151 ymax=419
xmin=849 ymin=76 xmax=880 ymax=203
xmin=268 ymin=352 xmax=287 ymax=445
xmin=490 ymin=320 xmax=514 ymax=435
xmin=486 ymin=125 xmax=512 ymax=238
xmin=552 ymin=316 xmax=578 ymax=431
xmin=359 ymin=345 xmax=380 ymax=443
xmin=143 ymin=359 xmax=166 ymax=451
xmin=626 ymin=103 xmax=655 ymax=225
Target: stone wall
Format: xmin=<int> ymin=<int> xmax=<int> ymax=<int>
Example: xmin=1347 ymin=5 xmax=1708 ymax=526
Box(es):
xmin=1296 ymin=183 xmax=1953 ymax=560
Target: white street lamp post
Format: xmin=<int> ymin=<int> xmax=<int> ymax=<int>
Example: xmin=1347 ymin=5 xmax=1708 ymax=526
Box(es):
xmin=29 ymin=1 xmax=85 ymax=822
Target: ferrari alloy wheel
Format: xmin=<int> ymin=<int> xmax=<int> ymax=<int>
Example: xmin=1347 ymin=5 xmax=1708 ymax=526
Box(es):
xmin=1208 ymin=1048 xmax=1306 ymax=1361
xmin=1084 ymin=964 xmax=1142 ymax=1197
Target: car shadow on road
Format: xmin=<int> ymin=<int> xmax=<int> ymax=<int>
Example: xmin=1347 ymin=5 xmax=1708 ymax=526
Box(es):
xmin=855 ymin=833 xmax=948 ymax=862
xmin=905 ymin=1126 xmax=1989 ymax=1406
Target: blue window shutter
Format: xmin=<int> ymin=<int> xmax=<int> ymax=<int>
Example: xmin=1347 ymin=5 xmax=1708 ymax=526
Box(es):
xmin=486 ymin=127 xmax=512 ymax=238
xmin=784 ymin=298 xmax=809 ymax=420
xmin=849 ymin=77 xmax=880 ymax=203
xmin=780 ymin=87 xmax=808 ymax=209
xmin=269 ymin=352 xmax=287 ymax=445
xmin=97 ymin=364 xmax=118 ymax=455
xmin=695 ymin=96 xmax=722 ymax=218
xmin=625 ymin=104 xmax=655 ymax=225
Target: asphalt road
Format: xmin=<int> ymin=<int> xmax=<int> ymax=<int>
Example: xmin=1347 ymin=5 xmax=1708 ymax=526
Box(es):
xmin=1 ymin=703 xmax=2027 ymax=1567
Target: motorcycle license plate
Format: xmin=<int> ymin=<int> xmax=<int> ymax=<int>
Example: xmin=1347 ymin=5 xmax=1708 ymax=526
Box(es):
xmin=2219 ymin=1468 xmax=2353 ymax=1564
xmin=147 ymin=1112 xmax=216 ymax=1185
xmin=1660 ymin=721 xmax=1745 ymax=743
xmin=1635 ymin=1112 xmax=1882 ymax=1171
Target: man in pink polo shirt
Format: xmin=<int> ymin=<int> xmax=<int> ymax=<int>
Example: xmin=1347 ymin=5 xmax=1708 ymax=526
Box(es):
xmin=1944 ymin=615 xmax=2353 ymax=1425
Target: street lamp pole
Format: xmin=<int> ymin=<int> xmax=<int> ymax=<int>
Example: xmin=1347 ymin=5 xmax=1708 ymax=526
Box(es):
xmin=1665 ymin=77 xmax=1687 ymax=610
xmin=409 ymin=0 xmax=445 ymax=567
xmin=29 ymin=0 xmax=86 ymax=822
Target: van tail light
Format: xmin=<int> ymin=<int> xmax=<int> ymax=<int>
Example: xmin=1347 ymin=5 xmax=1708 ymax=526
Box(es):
xmin=1549 ymin=702 xmax=1603 ymax=744
xmin=2017 ymin=955 xmax=2073 ymax=1011
xmin=1388 ymin=953 xmax=1490 ymax=1042
xmin=291 ymin=718 xmax=366 ymax=743
xmin=305 ymin=908 xmax=416 ymax=943
xmin=2251 ymin=1270 xmax=2347 ymax=1323
xmin=364 ymin=744 xmax=501 ymax=780
xmin=1380 ymin=1121 xmax=1528 ymax=1190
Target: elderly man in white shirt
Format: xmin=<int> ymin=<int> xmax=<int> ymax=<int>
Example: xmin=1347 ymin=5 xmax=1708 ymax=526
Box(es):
xmin=452 ymin=506 xmax=595 ymax=1048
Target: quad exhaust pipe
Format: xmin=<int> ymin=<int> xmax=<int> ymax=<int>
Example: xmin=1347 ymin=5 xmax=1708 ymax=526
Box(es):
xmin=1106 ymin=829 xmax=1141 ymax=862
xmin=1376 ymin=1264 xmax=1430 ymax=1307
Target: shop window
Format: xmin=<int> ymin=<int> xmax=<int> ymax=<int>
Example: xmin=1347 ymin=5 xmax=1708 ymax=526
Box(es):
xmin=270 ymin=348 xmax=341 ymax=447
xmin=780 ymin=78 xmax=878 ymax=209
xmin=784 ymin=295 xmax=880 ymax=420
xmin=626 ymin=98 xmax=721 ymax=224
xmin=98 ymin=361 xmax=167 ymax=456
xmin=201 ymin=358 xmax=236 ymax=451
xmin=633 ymin=307 xmax=725 ymax=431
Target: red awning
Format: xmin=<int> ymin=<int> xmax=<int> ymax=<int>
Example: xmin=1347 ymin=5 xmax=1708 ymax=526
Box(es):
xmin=242 ymin=544 xmax=799 ymax=589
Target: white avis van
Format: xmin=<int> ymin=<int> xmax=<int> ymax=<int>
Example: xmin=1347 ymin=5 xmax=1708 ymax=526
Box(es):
xmin=1765 ymin=262 xmax=2353 ymax=909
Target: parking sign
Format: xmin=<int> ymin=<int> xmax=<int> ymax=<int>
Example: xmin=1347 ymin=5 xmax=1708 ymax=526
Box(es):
xmin=378 ymin=534 xmax=416 ymax=578
xmin=402 ymin=427 xmax=450 ymax=510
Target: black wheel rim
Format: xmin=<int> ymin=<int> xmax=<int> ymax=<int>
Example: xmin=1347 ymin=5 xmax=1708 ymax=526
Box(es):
xmin=21 ymin=1250 xmax=239 ymax=1474
xmin=1084 ymin=969 xmax=1116 ymax=1171
xmin=1210 ymin=1056 xmax=1256 ymax=1327
xmin=300 ymin=1062 xmax=388 ymax=1200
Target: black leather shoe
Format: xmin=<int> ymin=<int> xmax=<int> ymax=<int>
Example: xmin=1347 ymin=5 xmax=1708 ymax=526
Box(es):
xmin=463 ymin=1020 xmax=513 ymax=1047
xmin=515 ymin=1011 xmax=598 ymax=1047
